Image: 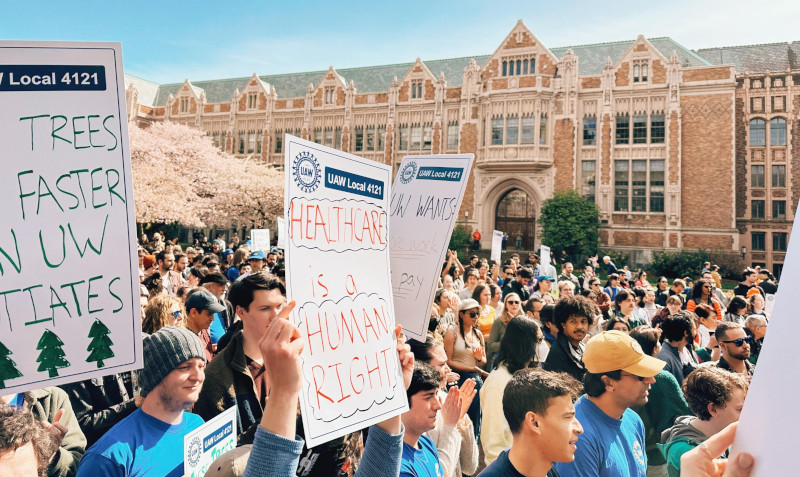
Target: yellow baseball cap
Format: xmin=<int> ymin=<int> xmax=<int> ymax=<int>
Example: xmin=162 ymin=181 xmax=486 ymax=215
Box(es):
xmin=583 ymin=330 xmax=666 ymax=377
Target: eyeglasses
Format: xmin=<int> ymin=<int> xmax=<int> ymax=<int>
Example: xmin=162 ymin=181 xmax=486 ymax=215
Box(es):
xmin=721 ymin=336 xmax=752 ymax=347
xmin=507 ymin=300 xmax=521 ymax=305
xmin=172 ymin=310 xmax=182 ymax=319
xmin=466 ymin=311 xmax=479 ymax=318
xmin=620 ymin=372 xmax=647 ymax=382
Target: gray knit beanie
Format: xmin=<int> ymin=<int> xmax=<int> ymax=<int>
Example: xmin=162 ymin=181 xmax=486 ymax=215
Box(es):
xmin=139 ymin=326 xmax=206 ymax=397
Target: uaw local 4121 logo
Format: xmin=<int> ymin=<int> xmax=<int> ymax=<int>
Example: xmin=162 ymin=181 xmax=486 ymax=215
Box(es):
xmin=399 ymin=161 xmax=417 ymax=184
xmin=293 ymin=151 xmax=321 ymax=193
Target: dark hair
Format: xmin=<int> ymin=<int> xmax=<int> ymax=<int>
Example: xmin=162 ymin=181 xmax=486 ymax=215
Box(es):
xmin=174 ymin=252 xmax=186 ymax=263
xmin=407 ymin=361 xmax=442 ymax=402
xmin=496 ymin=317 xmax=542 ymax=373
xmin=614 ymin=288 xmax=634 ymax=312
xmin=583 ymin=370 xmax=622 ymax=397
xmin=694 ymin=303 xmax=716 ymax=321
xmin=189 ymin=266 xmax=208 ymax=281
xmin=200 ymin=272 xmax=228 ymax=286
xmin=472 ymin=284 xmax=489 ymax=304
xmin=516 ymin=267 xmax=533 ymax=279
xmin=502 ymin=369 xmax=582 ymax=434
xmin=727 ymin=296 xmax=748 ymax=315
xmin=539 ymin=304 xmax=556 ymax=326
xmin=488 ymin=283 xmax=502 ymax=300
xmin=661 ymin=310 xmax=695 ymax=342
xmin=683 ymin=367 xmax=748 ymax=420
xmin=142 ymin=272 xmax=162 ymax=293
xmin=228 ymin=271 xmax=286 ymax=312
xmin=553 ymin=296 xmax=597 ymax=333
xmin=715 ymin=321 xmax=744 ymax=341
xmin=407 ymin=334 xmax=442 ymax=363
xmin=742 ymin=267 xmax=757 ymax=280
xmin=155 ymin=250 xmax=171 ymax=264
xmin=631 ymin=286 xmax=646 ymax=307
xmin=522 ymin=296 xmax=543 ymax=314
xmin=691 ymin=278 xmax=713 ymax=300
xmin=629 ymin=326 xmax=661 ymax=356
xmin=0 ymin=404 xmax=57 ymax=475
xmin=604 ymin=316 xmax=630 ymax=333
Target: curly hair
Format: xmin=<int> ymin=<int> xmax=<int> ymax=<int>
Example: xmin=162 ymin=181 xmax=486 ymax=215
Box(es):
xmin=683 ymin=367 xmax=748 ymax=421
xmin=553 ymin=296 xmax=597 ymax=333
xmin=142 ymin=295 xmax=185 ymax=334
xmin=0 ymin=404 xmax=58 ymax=476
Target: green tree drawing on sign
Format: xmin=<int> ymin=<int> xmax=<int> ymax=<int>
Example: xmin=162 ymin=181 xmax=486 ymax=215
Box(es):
xmin=36 ymin=330 xmax=70 ymax=378
xmin=86 ymin=319 xmax=114 ymax=368
xmin=0 ymin=341 xmax=22 ymax=388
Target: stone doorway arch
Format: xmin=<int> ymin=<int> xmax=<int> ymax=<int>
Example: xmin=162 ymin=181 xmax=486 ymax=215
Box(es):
xmin=495 ymin=188 xmax=537 ymax=250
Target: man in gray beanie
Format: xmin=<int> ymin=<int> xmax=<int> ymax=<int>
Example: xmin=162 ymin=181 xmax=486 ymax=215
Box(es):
xmin=76 ymin=327 xmax=207 ymax=477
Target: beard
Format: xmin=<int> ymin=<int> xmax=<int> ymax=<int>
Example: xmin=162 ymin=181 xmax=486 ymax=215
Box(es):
xmin=730 ymin=347 xmax=751 ymax=360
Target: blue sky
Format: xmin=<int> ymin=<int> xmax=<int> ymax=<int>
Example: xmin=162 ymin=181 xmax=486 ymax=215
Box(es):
xmin=3 ymin=0 xmax=798 ymax=84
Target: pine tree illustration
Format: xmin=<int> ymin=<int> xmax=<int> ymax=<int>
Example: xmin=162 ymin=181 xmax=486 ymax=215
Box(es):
xmin=36 ymin=330 xmax=70 ymax=378
xmin=86 ymin=319 xmax=114 ymax=368
xmin=0 ymin=341 xmax=22 ymax=388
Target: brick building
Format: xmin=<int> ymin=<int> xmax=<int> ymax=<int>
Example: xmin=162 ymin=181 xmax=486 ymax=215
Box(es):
xmin=125 ymin=21 xmax=799 ymax=276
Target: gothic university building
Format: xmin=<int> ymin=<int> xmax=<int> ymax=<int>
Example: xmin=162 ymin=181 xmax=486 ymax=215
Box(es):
xmin=124 ymin=21 xmax=800 ymax=276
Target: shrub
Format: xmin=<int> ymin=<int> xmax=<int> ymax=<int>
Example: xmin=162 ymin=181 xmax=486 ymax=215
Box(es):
xmin=650 ymin=250 xmax=709 ymax=279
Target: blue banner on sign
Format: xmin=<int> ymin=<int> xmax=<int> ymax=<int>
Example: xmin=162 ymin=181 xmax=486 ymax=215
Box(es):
xmin=203 ymin=422 xmax=233 ymax=452
xmin=0 ymin=65 xmax=106 ymax=91
xmin=416 ymin=167 xmax=463 ymax=181
xmin=325 ymin=167 xmax=384 ymax=199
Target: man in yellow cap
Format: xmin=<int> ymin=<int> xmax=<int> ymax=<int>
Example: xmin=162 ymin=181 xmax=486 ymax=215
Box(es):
xmin=554 ymin=330 xmax=666 ymax=477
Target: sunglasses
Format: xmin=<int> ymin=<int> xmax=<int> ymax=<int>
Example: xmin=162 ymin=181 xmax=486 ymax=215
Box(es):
xmin=507 ymin=300 xmax=521 ymax=305
xmin=721 ymin=336 xmax=752 ymax=347
xmin=620 ymin=372 xmax=646 ymax=381
xmin=466 ymin=311 xmax=479 ymax=318
xmin=172 ymin=310 xmax=183 ymax=319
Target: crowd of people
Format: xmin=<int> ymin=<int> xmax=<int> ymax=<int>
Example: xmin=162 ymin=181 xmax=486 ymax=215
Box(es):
xmin=0 ymin=232 xmax=774 ymax=476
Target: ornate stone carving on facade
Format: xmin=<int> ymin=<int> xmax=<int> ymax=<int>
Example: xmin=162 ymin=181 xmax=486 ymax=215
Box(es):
xmin=602 ymin=57 xmax=614 ymax=111
xmin=557 ymin=49 xmax=579 ymax=117
xmin=388 ymin=76 xmax=399 ymax=122
xmin=505 ymin=147 xmax=518 ymax=159
xmin=304 ymin=83 xmax=314 ymax=135
xmin=434 ymin=72 xmax=446 ymax=123
xmin=165 ymin=93 xmax=174 ymax=119
xmin=345 ymin=80 xmax=356 ymax=127
xmin=461 ymin=59 xmax=480 ymax=123
xmin=667 ymin=51 xmax=681 ymax=110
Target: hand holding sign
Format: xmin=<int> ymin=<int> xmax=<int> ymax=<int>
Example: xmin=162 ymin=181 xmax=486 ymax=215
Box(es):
xmin=259 ymin=300 xmax=300 ymax=398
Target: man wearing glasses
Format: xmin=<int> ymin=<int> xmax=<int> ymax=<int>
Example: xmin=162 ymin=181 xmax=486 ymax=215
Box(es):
xmin=714 ymin=322 xmax=755 ymax=381
xmin=554 ymin=330 xmax=665 ymax=477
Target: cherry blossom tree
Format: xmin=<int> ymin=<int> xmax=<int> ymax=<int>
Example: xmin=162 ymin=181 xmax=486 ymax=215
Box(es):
xmin=129 ymin=121 xmax=283 ymax=228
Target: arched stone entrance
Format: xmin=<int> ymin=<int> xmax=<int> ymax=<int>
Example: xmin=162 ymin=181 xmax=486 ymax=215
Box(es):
xmin=495 ymin=188 xmax=537 ymax=250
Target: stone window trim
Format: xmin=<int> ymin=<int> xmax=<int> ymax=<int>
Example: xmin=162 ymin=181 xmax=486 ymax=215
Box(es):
xmin=751 ymin=231 xmax=766 ymax=251
xmin=179 ymin=97 xmax=190 ymax=114
xmin=583 ymin=115 xmax=597 ymax=146
xmin=751 ymin=200 xmax=765 ymax=219
xmin=411 ymin=80 xmax=424 ymax=100
xmin=773 ymin=232 xmax=788 ymax=252
xmin=772 ymin=200 xmax=786 ymax=219
xmin=750 ymin=165 xmax=765 ymax=188
xmin=502 ymin=56 xmax=536 ymax=77
xmin=632 ymin=60 xmax=649 ymax=84
xmin=324 ymin=86 xmax=336 ymax=105
xmin=615 ymin=112 xmax=663 ymax=145
xmin=613 ymin=158 xmax=665 ymax=214
xmin=247 ymin=92 xmax=258 ymax=110
xmin=446 ymin=121 xmax=459 ymax=151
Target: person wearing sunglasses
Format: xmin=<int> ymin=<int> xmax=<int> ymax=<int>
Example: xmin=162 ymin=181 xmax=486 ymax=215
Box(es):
xmin=713 ymin=322 xmax=754 ymax=381
xmin=485 ymin=293 xmax=524 ymax=370
xmin=553 ymin=330 xmax=666 ymax=477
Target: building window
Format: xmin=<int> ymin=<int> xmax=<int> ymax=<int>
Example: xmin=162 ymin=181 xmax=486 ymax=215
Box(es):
xmin=422 ymin=123 xmax=432 ymax=150
xmin=501 ymin=57 xmax=535 ymax=77
xmin=377 ymin=126 xmax=385 ymax=151
xmin=502 ymin=61 xmax=507 ymax=77
xmin=632 ymin=114 xmax=648 ymax=144
xmin=324 ymin=87 xmax=335 ymax=105
xmin=752 ymin=232 xmax=765 ymax=251
xmin=651 ymin=113 xmax=665 ymax=144
xmin=411 ymin=80 xmax=423 ymax=99
xmin=256 ymin=131 xmax=263 ymax=154
xmin=398 ymin=125 xmax=409 ymax=150
xmin=247 ymin=132 xmax=256 ymax=154
xmin=354 ymin=126 xmax=364 ymax=151
xmin=616 ymin=114 xmax=630 ymax=144
xmin=491 ymin=117 xmax=504 ymax=145
xmin=539 ymin=113 xmax=547 ymax=145
xmin=336 ymin=127 xmax=343 ymax=149
xmin=324 ymin=128 xmax=334 ymax=148
xmin=751 ymin=200 xmax=765 ymax=219
xmin=772 ymin=165 xmax=786 ymax=187
xmin=506 ymin=115 xmax=519 ymax=145
xmin=751 ymin=165 xmax=765 ymax=188
xmin=313 ymin=128 xmax=322 ymax=144
xmin=772 ymin=200 xmax=786 ymax=219
xmin=614 ymin=161 xmax=629 ymax=211
xmin=583 ymin=116 xmax=596 ymax=146
xmin=749 ymin=118 xmax=766 ymax=146
xmin=179 ymin=97 xmax=189 ymax=113
xmin=773 ymin=232 xmax=787 ymax=251
xmin=771 ymin=117 xmax=787 ymax=146
xmin=521 ymin=115 xmax=535 ymax=144
xmin=248 ymin=93 xmax=258 ymax=109
xmin=614 ymin=159 xmax=664 ymax=213
xmin=410 ymin=125 xmax=422 ymax=150
xmin=238 ymin=132 xmax=245 ymax=154
xmin=649 ymin=160 xmax=665 ymax=212
xmin=633 ymin=61 xmax=648 ymax=83
xmin=447 ymin=122 xmax=459 ymax=150
xmin=274 ymin=131 xmax=282 ymax=153
xmin=581 ymin=161 xmax=596 ymax=202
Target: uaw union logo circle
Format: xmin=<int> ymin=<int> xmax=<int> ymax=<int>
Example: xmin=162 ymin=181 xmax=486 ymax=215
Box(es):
xmin=292 ymin=151 xmax=321 ymax=193
xmin=187 ymin=436 xmax=202 ymax=467
xmin=399 ymin=161 xmax=417 ymax=184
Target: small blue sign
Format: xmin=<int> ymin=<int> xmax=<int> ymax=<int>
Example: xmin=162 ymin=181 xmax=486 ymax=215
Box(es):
xmin=417 ymin=167 xmax=463 ymax=181
xmin=325 ymin=167 xmax=384 ymax=199
xmin=0 ymin=65 xmax=106 ymax=91
xmin=203 ymin=422 xmax=233 ymax=452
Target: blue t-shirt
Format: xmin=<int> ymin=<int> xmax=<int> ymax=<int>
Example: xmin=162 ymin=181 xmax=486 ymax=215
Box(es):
xmin=208 ymin=312 xmax=227 ymax=344
xmin=554 ymin=395 xmax=646 ymax=477
xmin=76 ymin=408 xmax=204 ymax=477
xmin=479 ymin=449 xmax=560 ymax=477
xmin=400 ymin=434 xmax=443 ymax=477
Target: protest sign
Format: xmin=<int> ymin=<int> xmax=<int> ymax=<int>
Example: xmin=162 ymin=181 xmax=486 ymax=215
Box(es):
xmin=491 ymin=230 xmax=503 ymax=262
xmin=250 ymin=228 xmax=270 ymax=253
xmin=764 ymin=293 xmax=775 ymax=316
xmin=540 ymin=244 xmax=552 ymax=265
xmin=733 ymin=214 xmax=795 ymax=475
xmin=284 ymin=134 xmax=407 ymax=447
xmin=184 ymin=406 xmax=237 ymax=477
xmin=389 ymin=154 xmax=473 ymax=342
xmin=0 ymin=41 xmax=142 ymax=393
xmin=277 ymin=217 xmax=286 ymax=249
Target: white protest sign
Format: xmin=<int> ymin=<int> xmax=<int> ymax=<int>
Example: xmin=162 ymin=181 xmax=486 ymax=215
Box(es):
xmin=389 ymin=154 xmax=473 ymax=341
xmin=0 ymin=41 xmax=142 ymax=393
xmin=277 ymin=217 xmax=286 ymax=249
xmin=733 ymin=214 xmax=795 ymax=475
xmin=540 ymin=244 xmax=552 ymax=266
xmin=284 ymin=134 xmax=407 ymax=447
xmin=764 ymin=293 xmax=775 ymax=316
xmin=184 ymin=406 xmax=237 ymax=477
xmin=250 ymin=228 xmax=270 ymax=253
xmin=491 ymin=230 xmax=503 ymax=262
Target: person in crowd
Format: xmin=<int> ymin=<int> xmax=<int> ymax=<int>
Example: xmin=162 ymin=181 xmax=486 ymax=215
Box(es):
xmin=0 ymin=404 xmax=61 ymax=477
xmin=659 ymin=367 xmax=748 ymax=477
xmin=496 ymin=265 xmax=515 ymax=288
xmin=708 ymin=264 xmax=722 ymax=288
xmin=603 ymin=273 xmax=622 ymax=301
xmin=757 ymin=269 xmax=778 ymax=294
xmin=187 ymin=266 xmax=208 ymax=287
xmin=173 ymin=252 xmax=189 ymax=278
xmin=227 ymin=248 xmax=250 ymax=281
xmin=653 ymin=276 xmax=670 ymax=305
xmin=481 ymin=316 xmax=544 ymax=465
xmin=714 ymin=322 xmax=755 ymax=381
xmin=408 ymin=335 xmax=478 ymax=477
xmin=746 ymin=293 xmax=768 ymax=320
xmin=733 ymin=268 xmax=764 ymax=297
xmin=241 ymin=318 xmax=407 ymax=477
xmin=744 ymin=315 xmax=767 ymax=364
xmin=699 ymin=271 xmax=729 ymax=308
xmin=554 ymin=330 xmax=665 ymax=476
xmin=459 ymin=269 xmax=481 ymax=300
xmin=532 ymin=275 xmax=555 ymax=304
xmin=184 ymin=288 xmax=227 ymax=362
xmin=486 ymin=292 xmax=524 ymax=369
xmin=587 ymin=277 xmax=611 ymax=319
xmin=634 ymin=271 xmax=652 ymax=289
xmin=628 ymin=326 xmax=690 ymax=477
xmin=686 ymin=279 xmax=723 ymax=317
xmin=523 ymin=296 xmax=544 ymax=322
xmin=473 ymin=284 xmax=496 ymax=339
xmin=141 ymin=295 xmax=185 ymax=334
xmin=539 ymin=304 xmax=558 ymax=348
xmin=1 ymin=386 xmax=85 ymax=477
xmin=441 ymin=250 xmax=465 ymax=285
xmin=543 ymin=296 xmax=597 ymax=382
xmin=489 ymin=283 xmax=504 ymax=316
xmin=444 ymin=299 xmax=488 ymax=438
xmin=155 ymin=251 xmax=185 ymax=296
xmin=471 ymin=229 xmax=481 ymax=251
xmin=657 ymin=311 xmax=699 ymax=385
xmin=558 ymin=280 xmax=576 ymax=299
xmin=76 ymin=327 xmax=206 ymax=476
xmin=199 ymin=272 xmax=235 ymax=340
xmin=434 ymin=289 xmax=459 ymax=335
xmin=578 ymin=265 xmax=595 ymax=292
xmin=479 ymin=369 xmax=583 ymax=477
xmin=642 ymin=289 xmax=662 ymax=322
xmin=602 ymin=255 xmax=618 ymax=275
xmin=246 ymin=251 xmax=266 ymax=274
xmin=604 ymin=316 xmax=631 ymax=333
xmin=693 ymin=304 xmax=719 ymax=351
xmin=664 ymin=279 xmax=687 ymax=308
xmin=558 ymin=262 xmax=581 ymax=291
xmin=723 ymin=296 xmax=748 ymax=324
xmin=141 ymin=271 xmax=164 ymax=301
xmin=652 ymin=295 xmax=683 ymax=330
xmin=401 ymin=362 xmax=448 ymax=476
xmin=614 ymin=288 xmax=647 ymax=329
xmin=502 ymin=267 xmax=532 ymax=301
